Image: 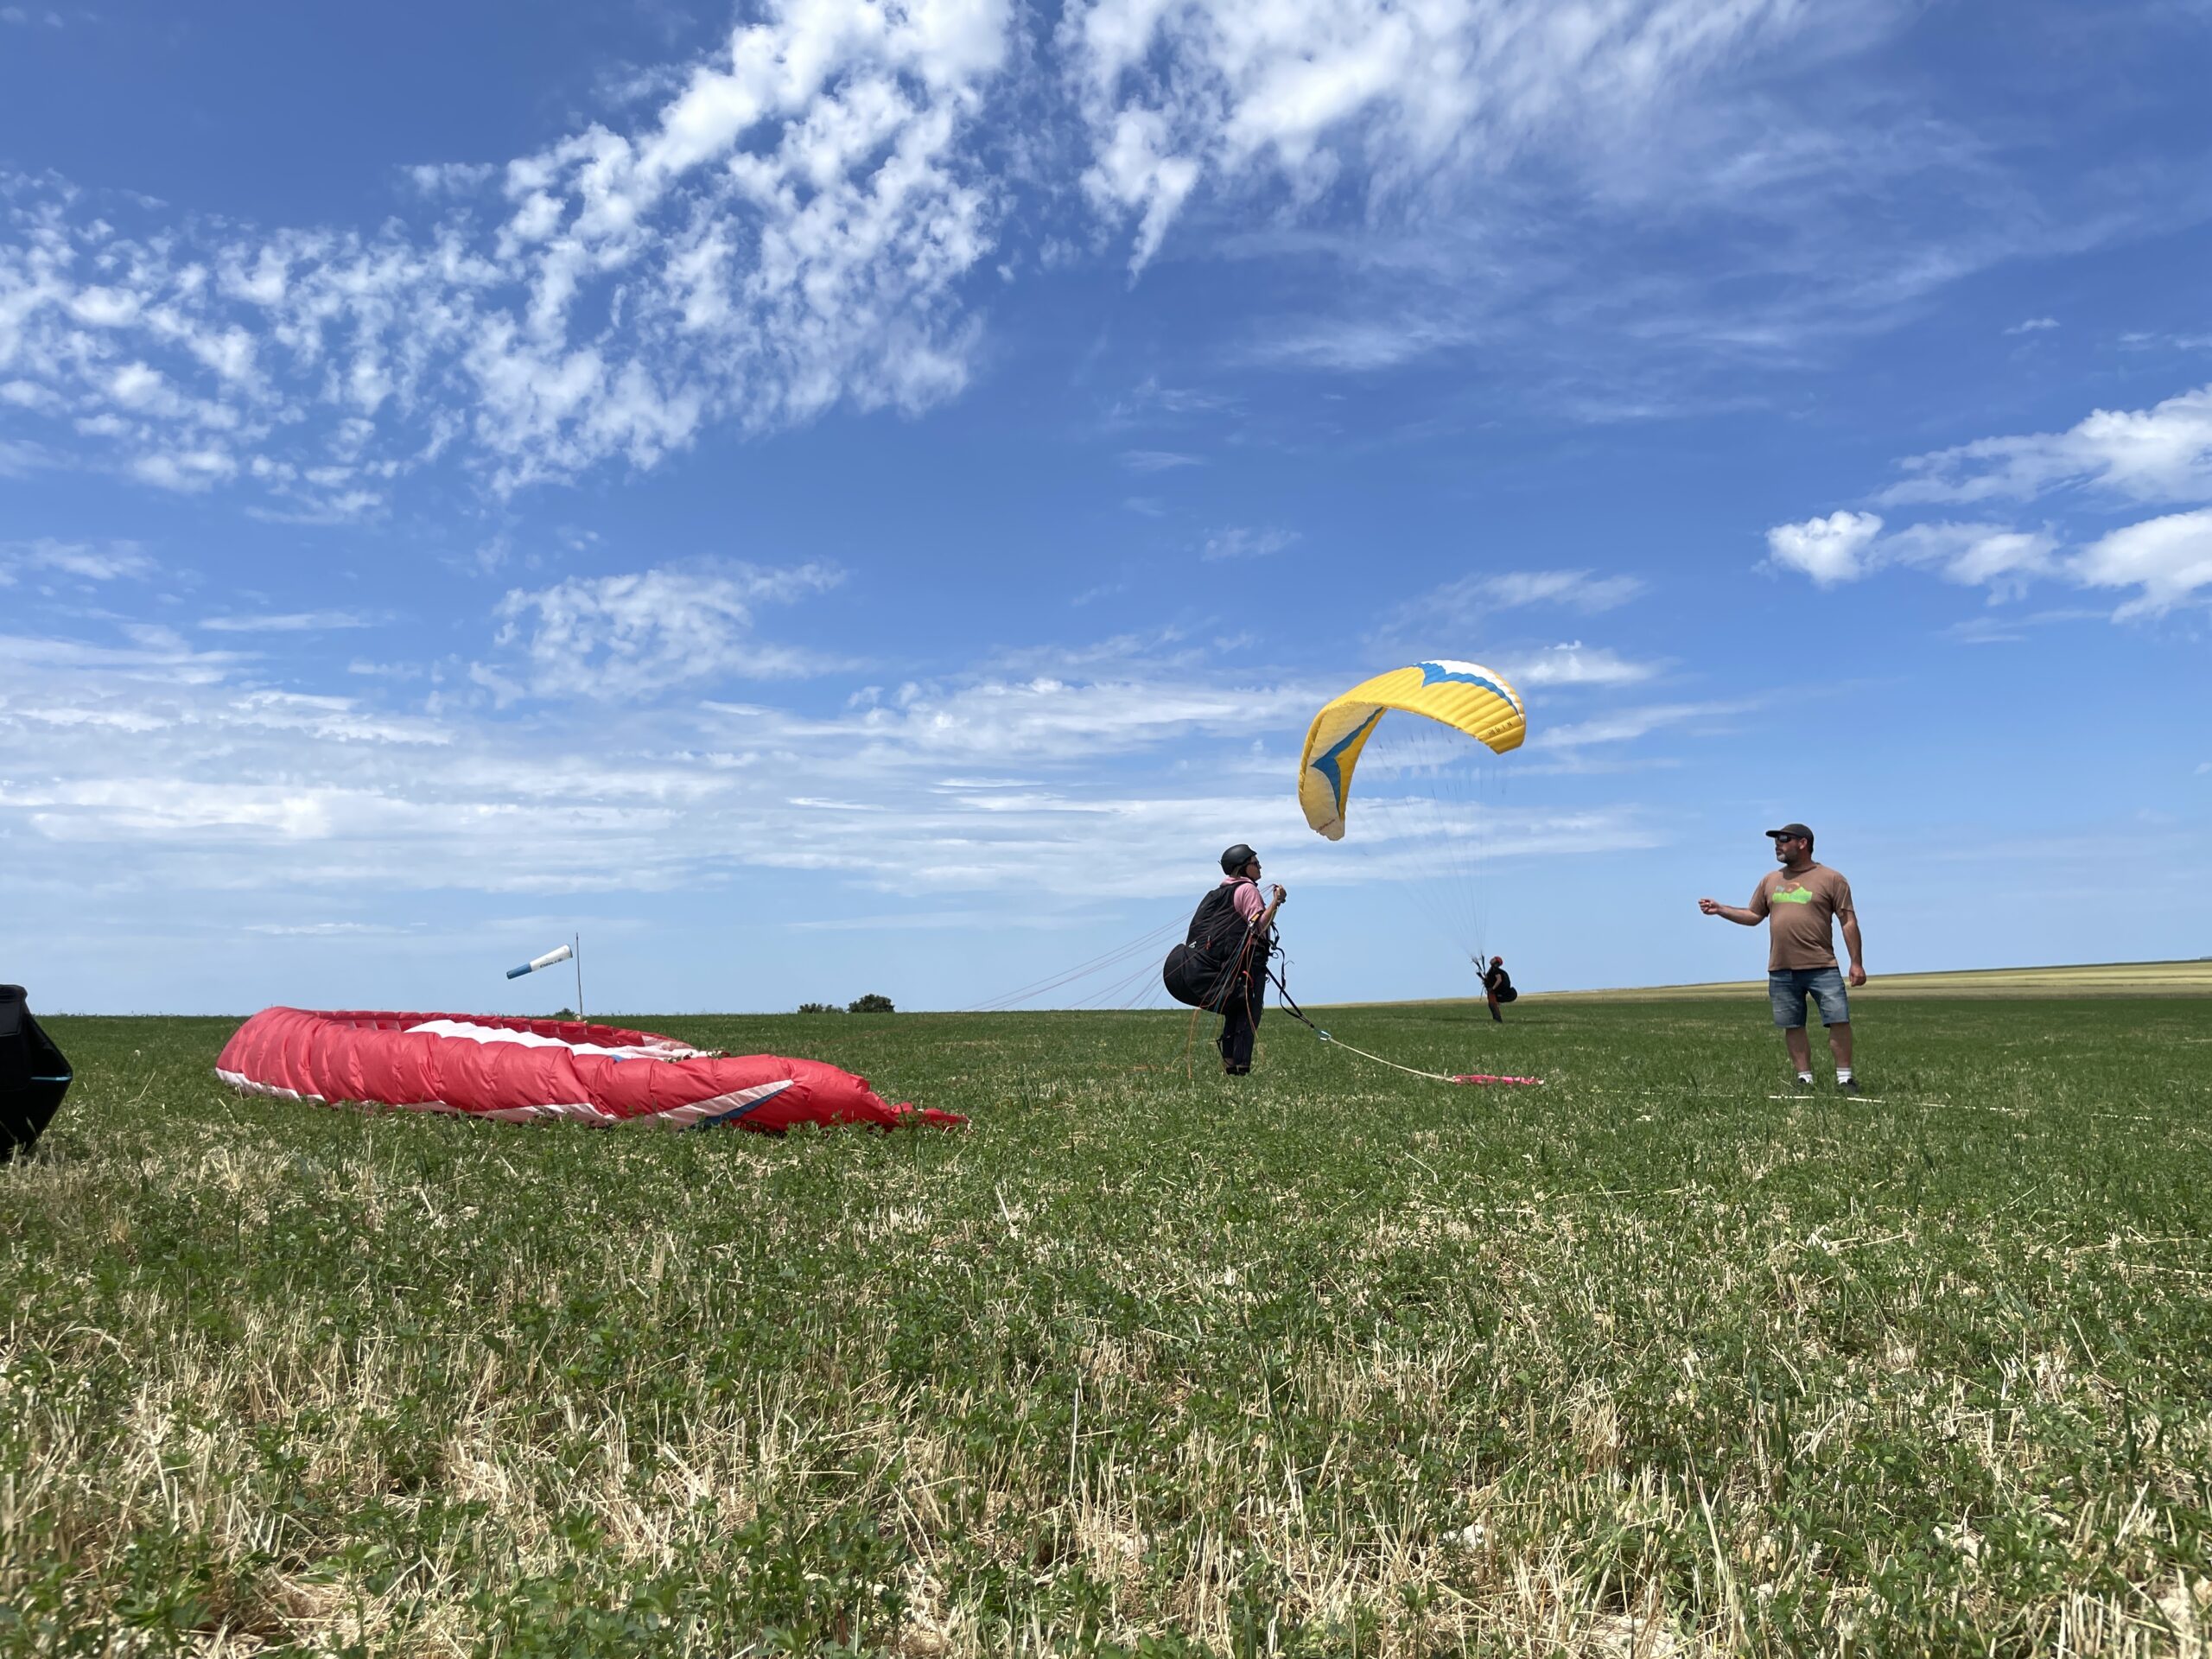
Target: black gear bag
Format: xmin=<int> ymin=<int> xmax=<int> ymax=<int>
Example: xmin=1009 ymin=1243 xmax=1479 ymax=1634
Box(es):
xmin=1 ymin=985 xmax=72 ymax=1162
xmin=1162 ymin=881 xmax=1265 ymax=1011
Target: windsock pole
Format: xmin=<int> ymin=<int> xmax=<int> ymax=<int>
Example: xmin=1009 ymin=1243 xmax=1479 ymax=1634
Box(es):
xmin=574 ymin=933 xmax=585 ymax=1022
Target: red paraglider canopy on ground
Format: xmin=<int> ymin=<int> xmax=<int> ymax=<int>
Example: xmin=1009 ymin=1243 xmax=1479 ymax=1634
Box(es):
xmin=216 ymin=1007 xmax=963 ymax=1133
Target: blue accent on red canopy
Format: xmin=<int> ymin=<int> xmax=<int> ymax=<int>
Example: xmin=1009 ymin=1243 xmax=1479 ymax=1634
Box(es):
xmin=699 ymin=1080 xmax=796 ymax=1126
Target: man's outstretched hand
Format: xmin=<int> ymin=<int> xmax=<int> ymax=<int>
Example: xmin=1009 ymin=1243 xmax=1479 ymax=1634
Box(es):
xmin=1697 ymin=897 xmax=1722 ymax=915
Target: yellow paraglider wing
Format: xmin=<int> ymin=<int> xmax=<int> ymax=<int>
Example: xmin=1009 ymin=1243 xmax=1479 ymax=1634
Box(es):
xmin=1298 ymin=660 xmax=1526 ymax=841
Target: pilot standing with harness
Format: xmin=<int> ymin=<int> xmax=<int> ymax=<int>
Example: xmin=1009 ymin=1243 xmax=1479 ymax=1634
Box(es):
xmin=1480 ymin=955 xmax=1516 ymax=1023
xmin=1161 ymin=844 xmax=1287 ymax=1075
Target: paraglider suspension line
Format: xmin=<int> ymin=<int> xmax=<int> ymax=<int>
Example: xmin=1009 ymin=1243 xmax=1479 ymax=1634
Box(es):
xmin=1262 ymin=942 xmax=1486 ymax=1086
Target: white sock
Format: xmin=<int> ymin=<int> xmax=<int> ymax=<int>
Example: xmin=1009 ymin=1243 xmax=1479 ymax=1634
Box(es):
xmin=1796 ymin=1071 xmax=1814 ymax=1086
xmin=1837 ymin=1067 xmax=1853 ymax=1084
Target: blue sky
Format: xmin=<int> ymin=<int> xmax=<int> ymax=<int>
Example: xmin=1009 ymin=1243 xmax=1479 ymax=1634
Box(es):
xmin=3 ymin=0 xmax=2209 ymax=1015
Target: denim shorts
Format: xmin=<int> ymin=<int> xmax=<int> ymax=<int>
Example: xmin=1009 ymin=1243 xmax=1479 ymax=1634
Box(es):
xmin=1769 ymin=967 xmax=1850 ymax=1028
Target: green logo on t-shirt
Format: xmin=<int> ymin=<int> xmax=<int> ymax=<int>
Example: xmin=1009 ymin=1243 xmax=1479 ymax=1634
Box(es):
xmin=1771 ymin=886 xmax=1815 ymax=904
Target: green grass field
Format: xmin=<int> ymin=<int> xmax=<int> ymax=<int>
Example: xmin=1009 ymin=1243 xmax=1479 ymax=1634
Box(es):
xmin=4 ymin=997 xmax=2210 ymax=1656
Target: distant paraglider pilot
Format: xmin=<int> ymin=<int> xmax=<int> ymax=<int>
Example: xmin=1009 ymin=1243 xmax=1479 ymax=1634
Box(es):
xmin=1161 ymin=844 xmax=1287 ymax=1075
xmin=1479 ymin=956 xmax=1516 ymax=1023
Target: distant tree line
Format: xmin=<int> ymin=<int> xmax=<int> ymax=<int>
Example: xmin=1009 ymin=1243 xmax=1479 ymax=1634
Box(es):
xmin=798 ymin=995 xmax=896 ymax=1014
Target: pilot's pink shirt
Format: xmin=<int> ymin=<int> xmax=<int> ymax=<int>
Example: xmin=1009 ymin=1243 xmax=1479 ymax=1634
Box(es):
xmin=1221 ymin=876 xmax=1264 ymax=923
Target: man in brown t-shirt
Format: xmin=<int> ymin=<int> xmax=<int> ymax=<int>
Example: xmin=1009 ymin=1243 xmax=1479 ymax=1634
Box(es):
xmin=1699 ymin=823 xmax=1866 ymax=1092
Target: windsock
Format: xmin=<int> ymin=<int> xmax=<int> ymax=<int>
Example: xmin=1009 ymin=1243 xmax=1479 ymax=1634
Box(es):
xmin=506 ymin=944 xmax=574 ymax=981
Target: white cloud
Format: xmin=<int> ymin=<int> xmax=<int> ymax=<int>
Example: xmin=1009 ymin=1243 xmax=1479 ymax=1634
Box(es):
xmin=0 ymin=435 xmax=58 ymax=476
xmin=487 ymin=563 xmax=844 ymax=700
xmin=1186 ymin=18 xmax=2200 ymax=415
xmin=0 ymin=0 xmax=1014 ymax=501
xmin=2004 ymin=316 xmax=2058 ymax=334
xmin=1883 ymin=521 xmax=2056 ymax=593
xmin=0 ymin=632 xmax=242 ymax=687
xmin=1884 ymin=384 xmax=2212 ymax=507
xmin=1199 ymin=525 xmax=1298 ymax=560
xmin=1103 ymin=377 xmax=1239 ymax=426
xmin=221 ymin=690 xmax=453 ymax=747
xmin=1764 ymin=513 xmax=2060 ymax=597
xmin=2120 ymin=330 xmax=2212 ymax=356
xmin=0 ymin=614 xmax=1306 ymax=901
xmin=200 ymin=611 xmax=382 ymax=633
xmin=131 ymin=446 xmax=243 ymax=493
xmin=1236 ymin=313 xmax=1476 ymax=374
xmin=715 ymin=671 xmax=1318 ymax=766
xmin=0 ymin=538 xmax=156 ymax=584
xmin=1764 ymin=511 xmax=1882 ymax=585
xmin=1375 ymin=568 xmax=1646 ymax=639
xmin=1065 ymin=0 xmax=1823 ymax=270
xmin=2073 ymin=508 xmax=2212 ymax=618
xmin=1777 ymin=381 xmax=2212 ymax=616
xmin=1500 ymin=642 xmax=1659 ymax=688
xmin=1535 ymin=699 xmax=1748 ymax=749
xmin=1081 ymin=108 xmax=1202 ymax=270
xmin=1471 ymin=570 xmax=1645 ymax=613
xmin=406 ymin=163 xmax=499 ymax=197
xmin=1 ymin=596 xmax=1681 ymax=1007
xmin=1120 ymin=448 xmax=1203 ymax=472
xmin=1941 ymin=607 xmax=2106 ymax=645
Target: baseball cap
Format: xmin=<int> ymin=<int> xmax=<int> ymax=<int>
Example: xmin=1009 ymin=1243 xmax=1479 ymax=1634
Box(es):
xmin=1765 ymin=823 xmax=1814 ymax=841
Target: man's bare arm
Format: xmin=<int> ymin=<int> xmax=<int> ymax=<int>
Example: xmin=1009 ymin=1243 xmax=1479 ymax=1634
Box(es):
xmin=1699 ymin=898 xmax=1762 ymax=925
xmin=1841 ymin=913 xmax=1866 ymax=985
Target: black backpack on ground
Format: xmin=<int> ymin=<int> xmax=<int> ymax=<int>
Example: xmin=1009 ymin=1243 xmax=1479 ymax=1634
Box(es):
xmin=1 ymin=985 xmax=72 ymax=1162
xmin=1162 ymin=881 xmax=1265 ymax=1011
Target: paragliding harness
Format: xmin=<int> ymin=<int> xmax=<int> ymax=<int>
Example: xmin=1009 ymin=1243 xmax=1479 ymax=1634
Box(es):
xmin=1161 ymin=880 xmax=1271 ymax=1013
xmin=1164 ymin=880 xmax=1274 ymax=1073
xmin=1 ymin=985 xmax=72 ymax=1162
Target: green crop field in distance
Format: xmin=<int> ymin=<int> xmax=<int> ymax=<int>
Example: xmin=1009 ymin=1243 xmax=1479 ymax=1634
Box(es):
xmin=3 ymin=997 xmax=2209 ymax=1655
xmin=1491 ymin=958 xmax=2212 ymax=1005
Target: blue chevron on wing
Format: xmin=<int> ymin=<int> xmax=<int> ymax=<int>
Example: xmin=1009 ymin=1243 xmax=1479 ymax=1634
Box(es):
xmin=1416 ymin=660 xmax=1519 ymax=709
xmin=1308 ymin=709 xmax=1384 ymax=814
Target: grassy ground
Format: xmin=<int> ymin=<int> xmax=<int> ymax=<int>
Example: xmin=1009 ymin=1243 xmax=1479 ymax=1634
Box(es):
xmin=3 ymin=997 xmax=2209 ymax=1656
